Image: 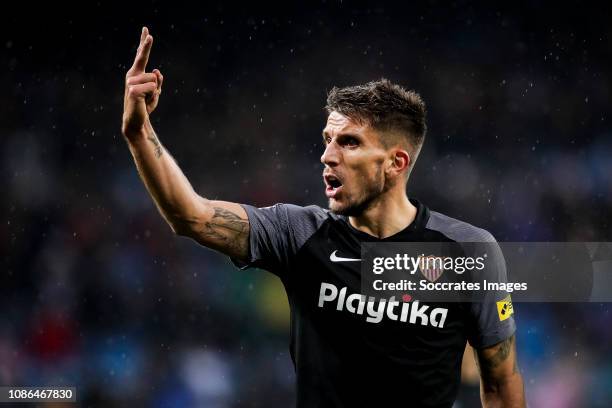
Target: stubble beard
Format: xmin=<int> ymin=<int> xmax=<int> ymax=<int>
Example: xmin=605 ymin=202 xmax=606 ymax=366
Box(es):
xmin=329 ymin=167 xmax=387 ymax=216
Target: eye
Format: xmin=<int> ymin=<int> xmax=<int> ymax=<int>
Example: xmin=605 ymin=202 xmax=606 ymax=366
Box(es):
xmin=342 ymin=136 xmax=359 ymax=147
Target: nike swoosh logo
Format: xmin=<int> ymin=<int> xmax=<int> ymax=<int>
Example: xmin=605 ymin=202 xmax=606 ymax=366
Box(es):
xmin=330 ymin=250 xmax=361 ymax=263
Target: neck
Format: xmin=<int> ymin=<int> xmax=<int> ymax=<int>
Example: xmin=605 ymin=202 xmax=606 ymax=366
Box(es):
xmin=348 ymin=188 xmax=417 ymax=239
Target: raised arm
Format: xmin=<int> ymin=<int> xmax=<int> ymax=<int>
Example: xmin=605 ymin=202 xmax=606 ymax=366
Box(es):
xmin=121 ymin=27 xmax=249 ymax=260
xmin=473 ymin=334 xmax=526 ymax=408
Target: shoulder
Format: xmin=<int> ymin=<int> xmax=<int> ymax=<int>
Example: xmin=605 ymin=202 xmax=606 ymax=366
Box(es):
xmin=286 ymin=203 xmax=330 ymax=217
xmin=426 ymin=210 xmax=496 ymax=243
xmin=243 ymin=203 xmax=332 ymax=231
xmin=270 ymin=203 xmax=331 ymax=223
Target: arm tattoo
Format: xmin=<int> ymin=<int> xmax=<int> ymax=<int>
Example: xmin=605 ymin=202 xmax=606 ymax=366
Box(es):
xmin=147 ymin=132 xmax=163 ymax=158
xmin=201 ymin=206 xmax=249 ymax=255
xmin=486 ymin=335 xmax=513 ymax=368
xmin=475 ymin=335 xmax=516 ymax=378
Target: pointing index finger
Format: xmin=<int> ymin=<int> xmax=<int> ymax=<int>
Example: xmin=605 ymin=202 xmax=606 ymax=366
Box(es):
xmin=140 ymin=26 xmax=148 ymax=45
xmin=132 ymin=32 xmax=153 ymax=73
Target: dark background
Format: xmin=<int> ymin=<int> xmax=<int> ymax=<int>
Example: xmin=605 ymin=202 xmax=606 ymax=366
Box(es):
xmin=2 ymin=1 xmax=611 ymax=407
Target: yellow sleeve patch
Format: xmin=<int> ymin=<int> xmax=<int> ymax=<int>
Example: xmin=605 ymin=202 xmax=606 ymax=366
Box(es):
xmin=496 ymin=295 xmax=514 ymax=321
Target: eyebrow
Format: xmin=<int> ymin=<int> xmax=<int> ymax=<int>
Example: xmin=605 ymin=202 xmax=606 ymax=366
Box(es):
xmin=322 ymin=133 xmax=363 ymax=149
xmin=322 ymin=130 xmax=361 ymax=140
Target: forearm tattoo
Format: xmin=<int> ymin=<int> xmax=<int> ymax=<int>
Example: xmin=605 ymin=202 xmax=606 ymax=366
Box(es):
xmin=201 ymin=206 xmax=249 ymax=255
xmin=147 ymin=131 xmax=163 ymax=158
xmin=474 ymin=335 xmax=517 ymax=377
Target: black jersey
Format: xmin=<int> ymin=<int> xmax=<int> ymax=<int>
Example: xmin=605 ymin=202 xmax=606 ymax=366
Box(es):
xmin=232 ymin=199 xmax=515 ymax=408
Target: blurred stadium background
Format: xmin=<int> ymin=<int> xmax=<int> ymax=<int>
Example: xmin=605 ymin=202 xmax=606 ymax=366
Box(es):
xmin=2 ymin=2 xmax=611 ymax=407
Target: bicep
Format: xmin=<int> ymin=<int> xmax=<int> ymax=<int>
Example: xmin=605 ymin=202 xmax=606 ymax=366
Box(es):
xmin=183 ymin=200 xmax=309 ymax=275
xmin=184 ymin=198 xmax=250 ymax=262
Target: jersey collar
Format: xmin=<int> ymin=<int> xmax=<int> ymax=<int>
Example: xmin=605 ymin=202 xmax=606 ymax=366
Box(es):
xmin=339 ymin=198 xmax=430 ymax=241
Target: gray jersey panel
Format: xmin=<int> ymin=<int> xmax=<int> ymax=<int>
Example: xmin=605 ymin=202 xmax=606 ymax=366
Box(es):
xmin=232 ymin=203 xmax=328 ymax=278
xmin=427 ymin=210 xmax=497 ymax=243
xmin=426 ymin=211 xmax=517 ymax=348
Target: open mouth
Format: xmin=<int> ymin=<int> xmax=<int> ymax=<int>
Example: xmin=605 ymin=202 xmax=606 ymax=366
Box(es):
xmin=324 ymin=174 xmax=343 ymax=198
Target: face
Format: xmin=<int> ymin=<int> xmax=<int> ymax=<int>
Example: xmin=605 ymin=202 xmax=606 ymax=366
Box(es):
xmin=321 ymin=111 xmax=392 ymax=215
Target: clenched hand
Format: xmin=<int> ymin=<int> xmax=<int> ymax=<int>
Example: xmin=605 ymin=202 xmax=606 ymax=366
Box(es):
xmin=122 ymin=27 xmax=164 ymax=139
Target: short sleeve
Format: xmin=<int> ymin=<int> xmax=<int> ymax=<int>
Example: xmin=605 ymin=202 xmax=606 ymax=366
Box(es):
xmin=465 ymin=236 xmax=517 ymax=349
xmin=230 ymin=203 xmax=327 ymax=278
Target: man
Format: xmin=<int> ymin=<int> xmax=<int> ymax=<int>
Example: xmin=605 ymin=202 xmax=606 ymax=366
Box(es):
xmin=122 ymin=27 xmax=525 ymax=407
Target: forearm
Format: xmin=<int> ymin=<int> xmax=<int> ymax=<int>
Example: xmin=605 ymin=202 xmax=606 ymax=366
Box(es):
xmin=481 ymin=372 xmax=525 ymax=408
xmin=125 ymin=120 xmax=209 ymax=234
xmin=475 ymin=335 xmax=526 ymax=408
xmin=121 ymin=27 xmax=249 ymax=260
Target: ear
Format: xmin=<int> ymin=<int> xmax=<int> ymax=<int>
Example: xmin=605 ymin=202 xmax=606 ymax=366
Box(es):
xmin=387 ymin=149 xmax=411 ymax=177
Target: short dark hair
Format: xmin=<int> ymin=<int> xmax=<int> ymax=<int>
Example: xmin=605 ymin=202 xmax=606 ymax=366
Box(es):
xmin=325 ymin=78 xmax=427 ymax=151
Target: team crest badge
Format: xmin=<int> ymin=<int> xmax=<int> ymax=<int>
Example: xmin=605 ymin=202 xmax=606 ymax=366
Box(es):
xmin=419 ymin=255 xmax=445 ymax=282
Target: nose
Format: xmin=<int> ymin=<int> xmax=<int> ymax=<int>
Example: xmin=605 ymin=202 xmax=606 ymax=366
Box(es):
xmin=321 ymin=140 xmax=340 ymax=167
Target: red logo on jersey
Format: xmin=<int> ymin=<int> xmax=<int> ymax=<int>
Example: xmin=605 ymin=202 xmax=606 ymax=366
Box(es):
xmin=419 ymin=255 xmax=445 ymax=282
